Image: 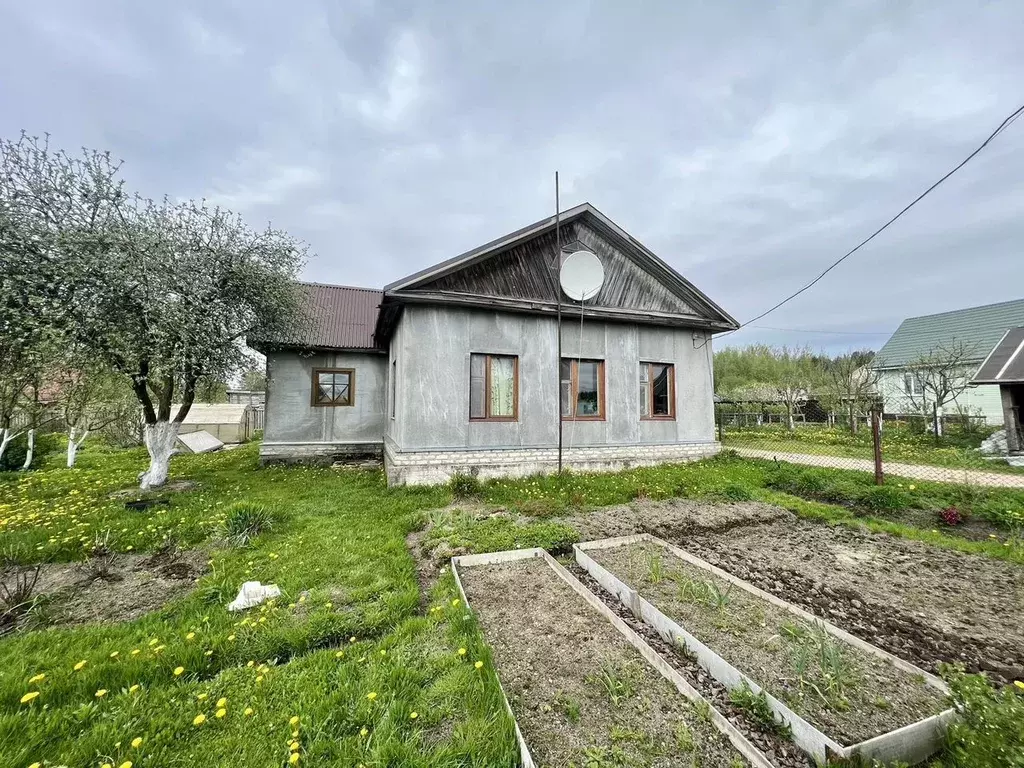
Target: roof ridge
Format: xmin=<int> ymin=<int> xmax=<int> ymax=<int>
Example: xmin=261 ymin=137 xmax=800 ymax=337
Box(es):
xmin=902 ymin=296 xmax=1024 ymax=322
xmin=298 ymin=280 xmax=382 ymax=293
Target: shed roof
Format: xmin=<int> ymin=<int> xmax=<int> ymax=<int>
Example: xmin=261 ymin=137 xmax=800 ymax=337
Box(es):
xmin=176 ymin=403 xmax=249 ymax=425
xmin=875 ymin=298 xmax=1024 ymax=369
xmin=294 ymin=282 xmax=383 ymax=351
xmin=972 ymin=327 xmax=1024 ymax=384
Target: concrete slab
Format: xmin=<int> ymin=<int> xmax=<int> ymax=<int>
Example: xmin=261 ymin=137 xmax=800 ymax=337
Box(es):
xmin=176 ymin=430 xmax=224 ymax=454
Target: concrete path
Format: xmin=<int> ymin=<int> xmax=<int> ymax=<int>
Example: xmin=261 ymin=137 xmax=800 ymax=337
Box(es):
xmin=733 ymin=447 xmax=1024 ymax=489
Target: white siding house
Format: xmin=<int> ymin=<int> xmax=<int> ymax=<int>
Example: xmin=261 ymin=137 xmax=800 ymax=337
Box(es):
xmin=874 ymin=299 xmax=1024 ymax=424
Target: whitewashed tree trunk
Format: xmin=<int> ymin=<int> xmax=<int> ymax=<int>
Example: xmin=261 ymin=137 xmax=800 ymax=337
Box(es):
xmin=139 ymin=420 xmax=180 ymax=489
xmin=21 ymin=428 xmax=35 ymax=470
xmin=786 ymin=402 xmax=796 ymax=431
xmin=0 ymin=428 xmax=14 ymax=463
xmin=67 ymin=427 xmax=90 ymax=467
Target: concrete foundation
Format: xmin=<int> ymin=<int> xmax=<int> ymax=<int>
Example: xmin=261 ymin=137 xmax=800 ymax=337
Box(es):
xmin=385 ymin=439 xmax=720 ymax=485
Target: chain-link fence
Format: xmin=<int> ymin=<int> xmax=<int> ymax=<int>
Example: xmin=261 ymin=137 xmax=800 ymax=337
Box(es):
xmin=715 ymin=402 xmax=1024 ymax=490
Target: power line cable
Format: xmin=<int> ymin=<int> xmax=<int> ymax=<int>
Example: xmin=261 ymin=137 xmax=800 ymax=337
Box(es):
xmin=727 ymin=102 xmax=1024 ymax=335
xmin=747 ymin=325 xmax=891 ymax=336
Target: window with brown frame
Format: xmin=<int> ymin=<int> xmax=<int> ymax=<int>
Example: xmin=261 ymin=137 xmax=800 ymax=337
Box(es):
xmin=469 ymin=354 xmax=518 ymax=421
xmin=560 ymin=358 xmax=605 ymax=420
xmin=640 ymin=362 xmax=675 ymax=419
xmin=312 ymin=368 xmax=354 ymax=407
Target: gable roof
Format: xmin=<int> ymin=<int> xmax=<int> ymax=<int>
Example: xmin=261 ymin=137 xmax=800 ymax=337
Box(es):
xmin=875 ymin=298 xmax=1024 ymax=369
xmin=972 ymin=327 xmax=1024 ymax=384
xmin=383 ymin=202 xmax=738 ymax=331
xmin=292 ymin=282 xmax=383 ymax=350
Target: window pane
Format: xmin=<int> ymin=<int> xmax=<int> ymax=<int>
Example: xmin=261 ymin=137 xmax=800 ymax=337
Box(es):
xmin=490 ymin=356 xmax=515 ymax=417
xmin=560 ymin=360 xmax=572 ymax=416
xmin=470 ymin=354 xmax=486 ymax=378
xmin=576 ymin=361 xmax=600 ymax=416
xmin=470 ymin=376 xmax=486 ymax=418
xmin=316 ymin=371 xmax=350 ymax=405
xmin=652 ymin=364 xmax=671 ymax=415
xmin=640 ymin=364 xmax=650 ymax=417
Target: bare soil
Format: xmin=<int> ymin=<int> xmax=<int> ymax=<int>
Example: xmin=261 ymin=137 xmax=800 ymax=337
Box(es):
xmin=460 ymin=557 xmax=752 ymax=767
xmin=1 ymin=548 xmax=208 ymax=628
xmin=551 ymin=499 xmax=1024 ymax=685
xmin=588 ymin=541 xmax=947 ymax=746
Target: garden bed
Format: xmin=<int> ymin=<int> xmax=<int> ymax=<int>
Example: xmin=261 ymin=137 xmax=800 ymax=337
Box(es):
xmin=453 ymin=548 xmax=772 ymax=767
xmin=576 ymin=535 xmax=953 ymax=765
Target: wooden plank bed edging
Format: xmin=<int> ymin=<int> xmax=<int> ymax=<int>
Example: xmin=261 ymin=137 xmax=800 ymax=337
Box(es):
xmin=574 ymin=534 xmax=956 ymax=766
xmin=451 ymin=547 xmax=776 ymax=768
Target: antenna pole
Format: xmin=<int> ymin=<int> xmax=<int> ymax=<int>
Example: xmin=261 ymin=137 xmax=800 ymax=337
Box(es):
xmin=555 ymin=171 xmax=563 ymax=474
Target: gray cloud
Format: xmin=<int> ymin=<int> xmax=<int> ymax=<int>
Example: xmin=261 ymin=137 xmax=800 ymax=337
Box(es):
xmin=3 ymin=0 xmax=1022 ymax=353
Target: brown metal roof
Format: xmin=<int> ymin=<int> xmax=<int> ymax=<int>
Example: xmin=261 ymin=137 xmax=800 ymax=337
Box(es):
xmin=296 ymin=282 xmax=383 ymax=350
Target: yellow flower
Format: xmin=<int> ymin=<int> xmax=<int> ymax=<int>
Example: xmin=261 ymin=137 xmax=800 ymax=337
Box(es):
xmin=131 ymin=737 xmax=143 ymax=748
xmin=216 ymin=697 xmax=227 ymax=708
xmin=227 ymin=634 xmax=236 ymax=641
xmin=289 ymin=741 xmax=300 ymax=751
xmin=335 ymin=651 xmax=344 ymax=659
xmin=198 ymin=693 xmax=208 ymax=701
xmin=244 ymin=707 xmax=254 ymax=716
xmin=74 ymin=660 xmax=88 ymax=671
xmin=379 ymin=650 xmax=386 ymax=656
xmin=102 ymin=764 xmax=113 ymax=768
xmin=173 ymin=666 xmax=185 ymax=676
xmin=216 ymin=708 xmax=227 ymax=718
xmin=20 ymin=691 xmax=40 ymax=704
xmin=256 ymin=675 xmax=264 ymax=683
xmin=410 ymin=711 xmax=418 ymax=719
xmin=366 ymin=691 xmax=377 ymax=701
xmin=131 ymin=649 xmax=141 ymax=656
xmin=289 ymin=754 xmax=300 ymax=765
xmin=360 ymin=726 xmax=368 ymax=737
xmin=186 ymin=632 xmax=196 ymax=640
xmin=193 ymin=713 xmax=206 ymax=726
xmin=349 ymin=636 xmax=357 ymax=643
xmin=28 ymin=673 xmax=45 ymax=684
xmin=28 ymin=763 xmax=41 ymax=768
xmin=119 ymin=762 xmax=133 ymax=768
xmin=289 ymin=715 xmax=300 ymax=726
xmin=451 ymin=599 xmax=460 ymax=607
xmin=110 ymin=651 xmax=120 ymax=658
xmin=1015 ymin=681 xmax=1024 ymax=692
xmin=325 ymin=602 xmax=333 ymax=609
xmin=474 ymin=661 xmax=483 ymax=669
xmin=908 ymin=484 xmax=916 ymax=490
xmin=246 ymin=660 xmax=255 ymax=668
xmin=457 ymin=648 xmax=466 ymax=656
xmin=204 ymin=650 xmax=213 ymax=657
xmin=95 ymin=688 xmax=108 ymax=697
xmin=148 ymin=638 xmax=159 ymax=646
xmin=129 ymin=684 xmax=140 ymax=693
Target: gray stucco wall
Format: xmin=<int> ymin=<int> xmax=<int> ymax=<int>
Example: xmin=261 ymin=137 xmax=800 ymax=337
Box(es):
xmin=388 ymin=304 xmax=716 ymax=452
xmin=261 ymin=350 xmax=387 ymax=461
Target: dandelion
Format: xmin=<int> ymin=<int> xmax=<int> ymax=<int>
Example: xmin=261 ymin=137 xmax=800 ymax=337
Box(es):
xmin=349 ymin=636 xmax=357 ymax=643
xmin=148 ymin=638 xmax=159 ymax=646
xmin=74 ymin=660 xmax=88 ymax=671
xmin=119 ymin=762 xmax=133 ymax=768
xmin=173 ymin=666 xmax=185 ymax=676
xmin=244 ymin=707 xmax=254 ymax=716
xmin=96 ymin=688 xmax=108 ymax=697
xmin=132 ymin=737 xmax=143 ymax=748
xmin=366 ymin=691 xmax=377 ymax=701
xmin=246 ymin=660 xmax=255 ymax=668
xmin=325 ymin=602 xmax=333 ymax=609
xmin=360 ymin=727 xmax=368 ymax=737
xmin=217 ymin=697 xmax=227 ymax=708
xmin=379 ymin=650 xmax=386 ymax=656
xmin=256 ymin=675 xmax=264 ymax=683
xmin=289 ymin=741 xmax=300 ymax=751
xmin=227 ymin=634 xmax=236 ymax=641
xmin=335 ymin=651 xmax=345 ymax=659
xmin=28 ymin=673 xmax=45 ymax=684
xmin=289 ymin=755 xmax=300 ymax=766
xmin=129 ymin=684 xmax=140 ymax=693
xmin=474 ymin=661 xmax=483 ymax=669
xmin=216 ymin=708 xmax=227 ymax=718
xmin=186 ymin=632 xmax=196 ymax=640
xmin=193 ymin=713 xmax=206 ymax=726
xmin=457 ymin=648 xmax=466 ymax=656
xmin=110 ymin=651 xmax=120 ymax=658
xmin=1015 ymin=681 xmax=1024 ymax=692
xmin=410 ymin=711 xmax=418 ymax=719
xmin=131 ymin=649 xmax=141 ymax=656
xmin=20 ymin=691 xmax=40 ymax=704
xmin=204 ymin=650 xmax=213 ymax=657
xmin=28 ymin=763 xmax=41 ymax=768
xmin=289 ymin=715 xmax=300 ymax=727
xmin=451 ymin=598 xmax=460 ymax=607
xmin=198 ymin=693 xmax=208 ymax=701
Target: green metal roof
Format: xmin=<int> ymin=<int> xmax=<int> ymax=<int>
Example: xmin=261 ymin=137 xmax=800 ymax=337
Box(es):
xmin=875 ymin=298 xmax=1024 ymax=369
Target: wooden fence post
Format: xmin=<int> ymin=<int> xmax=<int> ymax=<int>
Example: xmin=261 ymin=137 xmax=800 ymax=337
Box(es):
xmin=871 ymin=409 xmax=884 ymax=485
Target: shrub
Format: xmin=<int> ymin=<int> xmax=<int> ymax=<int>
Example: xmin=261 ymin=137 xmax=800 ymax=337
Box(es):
xmin=939 ymin=506 xmax=964 ymax=526
xmin=223 ymin=502 xmax=278 ymax=546
xmin=449 ymin=473 xmax=482 ymax=499
xmin=0 ymin=432 xmax=61 ymax=471
xmin=939 ymin=665 xmax=1024 ymax=767
xmin=857 ymin=484 xmax=910 ymax=514
xmin=718 ymin=482 xmax=753 ymax=502
xmin=819 ymin=480 xmax=863 ymax=505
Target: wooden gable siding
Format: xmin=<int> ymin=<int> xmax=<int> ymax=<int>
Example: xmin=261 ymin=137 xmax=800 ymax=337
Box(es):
xmin=411 ymin=218 xmax=696 ymax=316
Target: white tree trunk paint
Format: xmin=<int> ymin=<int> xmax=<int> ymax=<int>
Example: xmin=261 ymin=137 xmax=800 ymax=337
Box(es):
xmin=21 ymin=429 xmax=35 ymax=470
xmin=67 ymin=427 xmax=90 ymax=467
xmin=140 ymin=420 xmax=180 ymax=489
xmin=0 ymin=428 xmax=14 ymax=463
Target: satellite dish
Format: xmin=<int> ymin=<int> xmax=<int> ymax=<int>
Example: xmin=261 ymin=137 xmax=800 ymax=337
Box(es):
xmin=559 ymin=250 xmax=605 ymax=302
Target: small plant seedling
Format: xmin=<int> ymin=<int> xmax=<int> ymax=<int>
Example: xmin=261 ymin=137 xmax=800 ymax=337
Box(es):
xmin=691 ymin=698 xmax=713 ymax=723
xmin=729 ymin=682 xmax=792 ymax=738
xmin=554 ymin=692 xmax=581 ymax=724
xmin=705 ymin=581 xmax=734 ymax=611
xmin=588 ymin=661 xmax=636 ymax=707
xmin=674 ymin=721 xmax=695 ymax=752
xmin=647 ymin=550 xmax=666 ymax=584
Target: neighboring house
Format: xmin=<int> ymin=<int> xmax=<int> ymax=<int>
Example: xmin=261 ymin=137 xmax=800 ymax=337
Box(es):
xmin=874 ymin=298 xmax=1024 ymax=424
xmin=971 ymin=327 xmax=1024 ymax=453
xmin=226 ymin=389 xmax=266 ymax=406
xmin=256 ymin=203 xmax=738 ymax=485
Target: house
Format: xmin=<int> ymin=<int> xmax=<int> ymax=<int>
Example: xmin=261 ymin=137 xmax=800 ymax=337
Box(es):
xmin=971 ymin=327 xmax=1024 ymax=453
xmin=874 ymin=298 xmax=1024 ymax=424
xmin=257 ymin=203 xmax=739 ymax=485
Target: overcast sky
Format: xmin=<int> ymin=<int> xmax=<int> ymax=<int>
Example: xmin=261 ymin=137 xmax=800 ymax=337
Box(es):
xmin=4 ymin=1 xmax=1022 ymax=353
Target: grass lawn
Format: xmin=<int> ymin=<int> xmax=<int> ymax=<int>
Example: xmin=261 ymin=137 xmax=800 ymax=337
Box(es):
xmin=1 ymin=441 xmax=1022 ymax=766
xmin=721 ymin=423 xmax=1024 ymax=475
